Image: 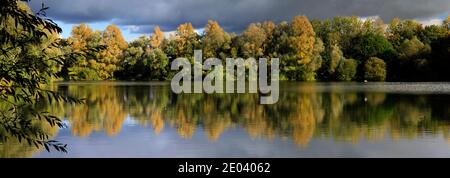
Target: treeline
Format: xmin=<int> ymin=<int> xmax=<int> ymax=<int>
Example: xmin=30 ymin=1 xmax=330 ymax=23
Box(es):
xmin=58 ymin=16 xmax=450 ymax=81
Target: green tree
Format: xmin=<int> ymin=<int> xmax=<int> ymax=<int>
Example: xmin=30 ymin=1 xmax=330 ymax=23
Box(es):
xmin=279 ymin=16 xmax=323 ymax=81
xmin=364 ymin=57 xmax=387 ymax=81
xmin=350 ymin=32 xmax=396 ymax=61
xmin=336 ymin=59 xmax=358 ymax=81
xmin=166 ymin=23 xmax=199 ymax=59
xmin=119 ymin=36 xmax=148 ymax=80
xmin=267 ymin=21 xmax=291 ymax=58
xmin=398 ymin=36 xmax=431 ymax=60
xmin=387 ymin=19 xmax=423 ymax=48
xmin=419 ymin=25 xmax=448 ymax=44
xmin=328 ymin=44 xmax=345 ymax=75
xmin=118 ymin=36 xmax=169 ymax=80
xmin=313 ymin=16 xmax=364 ymax=53
xmin=1 ymin=0 xmax=83 ymax=152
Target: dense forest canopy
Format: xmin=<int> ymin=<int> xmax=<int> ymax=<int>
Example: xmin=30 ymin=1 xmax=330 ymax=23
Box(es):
xmin=1 ymin=2 xmax=449 ymax=88
xmin=57 ymin=15 xmax=450 ymax=82
xmin=1 ymin=2 xmax=450 ymax=84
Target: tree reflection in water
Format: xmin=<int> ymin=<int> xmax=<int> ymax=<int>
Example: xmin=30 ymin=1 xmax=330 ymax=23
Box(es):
xmin=2 ymin=82 xmax=450 ymax=157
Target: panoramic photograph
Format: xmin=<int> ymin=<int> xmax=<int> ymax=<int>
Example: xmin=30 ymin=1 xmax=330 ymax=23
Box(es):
xmin=1 ymin=0 xmax=450 ymax=162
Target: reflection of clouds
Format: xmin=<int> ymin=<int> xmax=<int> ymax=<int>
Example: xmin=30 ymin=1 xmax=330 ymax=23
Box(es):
xmin=35 ymin=125 xmax=450 ymax=158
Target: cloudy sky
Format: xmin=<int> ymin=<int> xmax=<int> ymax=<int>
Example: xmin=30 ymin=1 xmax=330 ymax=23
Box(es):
xmin=28 ymin=0 xmax=450 ymax=41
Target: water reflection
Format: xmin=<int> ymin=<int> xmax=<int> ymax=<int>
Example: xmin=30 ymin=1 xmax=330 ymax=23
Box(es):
xmin=57 ymin=82 xmax=450 ymax=144
xmin=0 ymin=103 xmax=59 ymax=158
xmin=2 ymin=82 xmax=450 ymax=157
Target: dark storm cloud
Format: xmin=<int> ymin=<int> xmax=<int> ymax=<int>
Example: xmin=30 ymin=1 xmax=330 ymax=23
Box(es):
xmin=29 ymin=0 xmax=450 ymax=33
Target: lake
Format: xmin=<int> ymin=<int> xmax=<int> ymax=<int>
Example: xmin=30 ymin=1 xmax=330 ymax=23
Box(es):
xmin=2 ymin=82 xmax=450 ymax=158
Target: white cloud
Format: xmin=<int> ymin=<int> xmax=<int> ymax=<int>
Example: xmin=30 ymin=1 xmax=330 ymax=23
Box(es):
xmin=418 ymin=18 xmax=443 ymax=26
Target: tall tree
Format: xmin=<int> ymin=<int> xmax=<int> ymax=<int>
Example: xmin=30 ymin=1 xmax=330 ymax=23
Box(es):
xmin=240 ymin=23 xmax=266 ymax=59
xmin=289 ymin=16 xmax=316 ymax=64
xmin=364 ymin=57 xmax=387 ymax=81
xmin=336 ymin=58 xmax=358 ymax=81
xmin=328 ymin=44 xmax=345 ymax=75
xmin=97 ymin=24 xmax=128 ymax=79
xmin=68 ymin=23 xmax=94 ymax=52
xmin=274 ymin=16 xmax=324 ymax=81
xmin=118 ymin=36 xmax=169 ymax=81
xmin=168 ymin=23 xmax=199 ymax=59
xmin=150 ymin=26 xmax=165 ymax=49
xmin=238 ymin=21 xmax=276 ymax=59
xmin=66 ymin=24 xmax=103 ymax=80
xmin=350 ymin=32 xmax=396 ymax=61
xmin=201 ymin=20 xmax=231 ymax=59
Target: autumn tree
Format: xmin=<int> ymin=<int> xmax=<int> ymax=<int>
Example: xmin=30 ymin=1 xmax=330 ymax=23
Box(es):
xmin=166 ymin=23 xmax=199 ymax=59
xmin=240 ymin=23 xmax=266 ymax=58
xmin=239 ymin=21 xmax=276 ymax=59
xmin=313 ymin=16 xmax=364 ymax=53
xmin=68 ymin=24 xmax=93 ymax=51
xmin=201 ymin=20 xmax=231 ymax=59
xmin=275 ymin=16 xmax=324 ymax=81
xmin=97 ymin=25 xmax=128 ymax=79
xmin=38 ymin=14 xmax=450 ymax=82
xmin=150 ymin=26 xmax=165 ymax=49
xmin=65 ymin=24 xmax=103 ymax=80
xmin=289 ymin=16 xmax=316 ymax=64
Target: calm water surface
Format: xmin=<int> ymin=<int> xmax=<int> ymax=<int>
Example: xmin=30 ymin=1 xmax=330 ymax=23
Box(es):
xmin=2 ymin=82 xmax=450 ymax=157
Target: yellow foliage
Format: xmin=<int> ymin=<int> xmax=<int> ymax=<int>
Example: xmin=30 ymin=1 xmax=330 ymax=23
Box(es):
xmin=290 ymin=16 xmax=316 ymax=64
xmin=150 ymin=26 xmax=165 ymax=49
